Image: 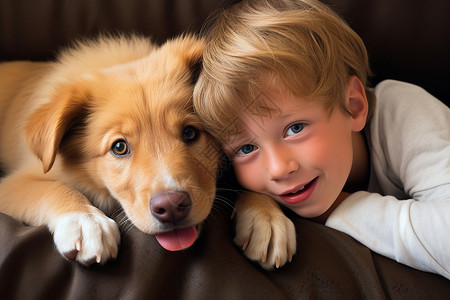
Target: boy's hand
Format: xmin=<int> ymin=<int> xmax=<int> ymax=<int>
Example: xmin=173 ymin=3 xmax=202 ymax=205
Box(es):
xmin=232 ymin=191 xmax=296 ymax=269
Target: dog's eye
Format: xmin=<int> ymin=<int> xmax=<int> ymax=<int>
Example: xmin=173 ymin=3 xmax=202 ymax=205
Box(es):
xmin=183 ymin=126 xmax=199 ymax=143
xmin=111 ymin=140 xmax=130 ymax=156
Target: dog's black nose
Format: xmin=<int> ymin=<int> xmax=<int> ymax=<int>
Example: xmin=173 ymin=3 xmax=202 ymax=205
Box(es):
xmin=150 ymin=191 xmax=191 ymax=224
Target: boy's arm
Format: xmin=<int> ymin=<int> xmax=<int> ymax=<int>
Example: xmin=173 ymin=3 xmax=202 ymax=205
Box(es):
xmin=326 ymin=80 xmax=450 ymax=279
xmin=326 ymin=191 xmax=450 ymax=279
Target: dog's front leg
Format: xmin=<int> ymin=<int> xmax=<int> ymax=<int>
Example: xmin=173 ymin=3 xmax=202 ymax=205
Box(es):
xmin=232 ymin=191 xmax=297 ymax=269
xmin=0 ymin=172 xmax=120 ymax=265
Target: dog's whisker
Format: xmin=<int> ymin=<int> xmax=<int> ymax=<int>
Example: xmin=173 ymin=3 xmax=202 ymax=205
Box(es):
xmin=110 ymin=206 xmax=125 ymax=219
xmin=122 ymin=222 xmax=135 ymax=236
xmin=117 ymin=215 xmax=135 ymax=237
xmin=216 ymin=187 xmax=244 ymax=194
xmin=112 ymin=208 xmax=134 ymax=234
xmin=214 ymin=197 xmax=235 ymax=211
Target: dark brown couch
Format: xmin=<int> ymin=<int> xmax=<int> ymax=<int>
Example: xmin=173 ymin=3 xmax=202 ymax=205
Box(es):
xmin=0 ymin=1 xmax=449 ymax=299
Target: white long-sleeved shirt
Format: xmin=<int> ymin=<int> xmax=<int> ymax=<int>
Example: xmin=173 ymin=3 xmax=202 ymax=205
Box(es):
xmin=326 ymin=80 xmax=450 ymax=279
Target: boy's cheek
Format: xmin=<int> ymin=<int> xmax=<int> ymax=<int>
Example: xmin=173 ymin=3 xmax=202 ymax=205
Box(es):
xmin=233 ymin=164 xmax=262 ymax=191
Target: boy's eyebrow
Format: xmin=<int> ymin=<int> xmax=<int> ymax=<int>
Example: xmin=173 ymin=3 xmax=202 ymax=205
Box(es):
xmin=279 ymin=112 xmax=294 ymax=119
xmin=223 ymin=134 xmax=251 ymax=146
xmin=223 ymin=112 xmax=299 ymax=142
xmin=221 ymin=138 xmax=245 ymax=155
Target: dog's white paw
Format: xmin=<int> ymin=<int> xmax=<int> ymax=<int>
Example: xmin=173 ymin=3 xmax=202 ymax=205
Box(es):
xmin=52 ymin=211 xmax=121 ymax=265
xmin=233 ymin=192 xmax=296 ymax=269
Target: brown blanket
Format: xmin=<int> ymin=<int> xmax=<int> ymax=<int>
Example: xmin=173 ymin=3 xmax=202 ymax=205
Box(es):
xmin=1 ymin=197 xmax=449 ymax=299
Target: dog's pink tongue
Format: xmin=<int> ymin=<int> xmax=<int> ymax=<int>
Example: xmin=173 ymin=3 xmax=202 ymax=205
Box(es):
xmin=155 ymin=226 xmax=197 ymax=251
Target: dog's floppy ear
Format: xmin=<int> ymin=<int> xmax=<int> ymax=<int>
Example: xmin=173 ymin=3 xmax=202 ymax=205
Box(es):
xmin=179 ymin=35 xmax=205 ymax=85
xmin=189 ymin=55 xmax=202 ymax=86
xmin=25 ymin=83 xmax=91 ymax=173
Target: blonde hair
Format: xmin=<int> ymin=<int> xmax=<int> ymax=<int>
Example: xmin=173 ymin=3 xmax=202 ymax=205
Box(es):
xmin=194 ymin=0 xmax=374 ymax=140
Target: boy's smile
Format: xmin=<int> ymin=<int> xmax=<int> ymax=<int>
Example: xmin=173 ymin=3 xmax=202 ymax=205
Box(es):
xmin=223 ymin=76 xmax=369 ymax=218
xmin=279 ymin=176 xmax=318 ymax=205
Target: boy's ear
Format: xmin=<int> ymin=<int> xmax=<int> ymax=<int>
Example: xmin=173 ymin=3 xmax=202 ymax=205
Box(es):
xmin=345 ymin=76 xmax=369 ymax=132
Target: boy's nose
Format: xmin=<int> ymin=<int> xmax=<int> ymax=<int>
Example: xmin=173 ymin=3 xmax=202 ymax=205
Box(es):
xmin=265 ymin=147 xmax=299 ymax=181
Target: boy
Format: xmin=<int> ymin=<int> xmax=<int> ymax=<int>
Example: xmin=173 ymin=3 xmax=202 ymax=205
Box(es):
xmin=193 ymin=0 xmax=450 ymax=278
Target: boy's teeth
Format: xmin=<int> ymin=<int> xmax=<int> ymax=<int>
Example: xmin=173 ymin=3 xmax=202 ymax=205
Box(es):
xmin=289 ymin=186 xmax=305 ymax=194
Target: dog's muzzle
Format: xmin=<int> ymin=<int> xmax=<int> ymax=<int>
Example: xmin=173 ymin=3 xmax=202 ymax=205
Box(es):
xmin=150 ymin=191 xmax=198 ymax=252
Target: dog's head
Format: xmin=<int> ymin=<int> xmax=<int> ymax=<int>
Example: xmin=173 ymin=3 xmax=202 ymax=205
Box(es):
xmin=25 ymin=35 xmax=220 ymax=251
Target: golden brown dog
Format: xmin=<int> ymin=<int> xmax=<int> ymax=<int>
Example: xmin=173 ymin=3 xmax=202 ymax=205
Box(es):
xmin=0 ymin=34 xmax=296 ymax=269
xmin=0 ymin=34 xmax=221 ymax=265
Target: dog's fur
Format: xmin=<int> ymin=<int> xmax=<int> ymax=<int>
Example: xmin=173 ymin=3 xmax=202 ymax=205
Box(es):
xmin=0 ymin=35 xmax=220 ymax=264
xmin=0 ymin=34 xmax=296 ymax=269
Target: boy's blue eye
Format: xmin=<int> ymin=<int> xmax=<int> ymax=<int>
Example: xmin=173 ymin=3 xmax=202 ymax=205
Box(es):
xmin=237 ymin=144 xmax=256 ymax=155
xmin=286 ymin=123 xmax=304 ymax=136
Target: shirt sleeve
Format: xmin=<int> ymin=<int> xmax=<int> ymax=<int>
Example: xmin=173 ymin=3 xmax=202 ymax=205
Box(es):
xmin=326 ymin=80 xmax=450 ymax=279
